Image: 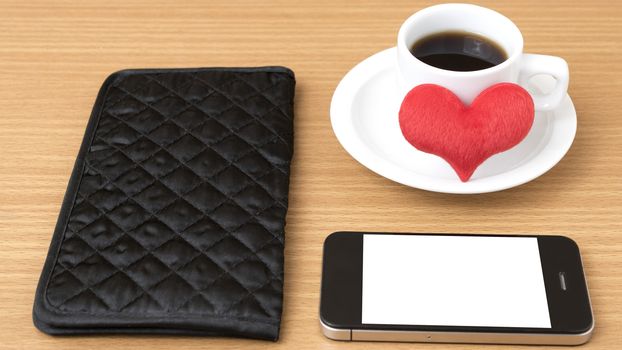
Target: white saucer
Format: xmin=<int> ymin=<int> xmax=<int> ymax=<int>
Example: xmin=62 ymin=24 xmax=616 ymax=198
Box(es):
xmin=330 ymin=47 xmax=577 ymax=194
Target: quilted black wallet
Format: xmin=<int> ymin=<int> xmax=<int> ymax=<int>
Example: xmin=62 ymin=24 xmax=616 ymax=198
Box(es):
xmin=33 ymin=67 xmax=295 ymax=340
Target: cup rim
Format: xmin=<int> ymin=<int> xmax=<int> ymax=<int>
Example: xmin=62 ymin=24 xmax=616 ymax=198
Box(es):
xmin=397 ymin=3 xmax=524 ymax=77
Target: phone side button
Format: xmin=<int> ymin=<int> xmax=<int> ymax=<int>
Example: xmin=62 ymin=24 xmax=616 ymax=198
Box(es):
xmin=320 ymin=320 xmax=352 ymax=341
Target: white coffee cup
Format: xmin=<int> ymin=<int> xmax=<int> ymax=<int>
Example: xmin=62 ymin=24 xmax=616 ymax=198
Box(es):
xmin=397 ymin=3 xmax=568 ymax=111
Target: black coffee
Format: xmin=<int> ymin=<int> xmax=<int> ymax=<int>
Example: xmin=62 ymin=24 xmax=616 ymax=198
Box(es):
xmin=410 ymin=31 xmax=507 ymax=71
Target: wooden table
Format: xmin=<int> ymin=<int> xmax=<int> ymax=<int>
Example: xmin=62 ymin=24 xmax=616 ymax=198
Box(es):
xmin=1 ymin=0 xmax=620 ymax=349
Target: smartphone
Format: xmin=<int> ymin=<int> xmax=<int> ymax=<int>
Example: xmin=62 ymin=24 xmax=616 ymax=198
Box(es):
xmin=320 ymin=232 xmax=593 ymax=345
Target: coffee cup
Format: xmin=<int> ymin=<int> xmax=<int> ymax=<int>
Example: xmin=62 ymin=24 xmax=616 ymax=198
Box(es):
xmin=396 ymin=3 xmax=569 ymax=111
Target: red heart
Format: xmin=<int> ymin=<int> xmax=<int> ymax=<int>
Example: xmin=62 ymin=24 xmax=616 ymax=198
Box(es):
xmin=399 ymin=83 xmax=534 ymax=182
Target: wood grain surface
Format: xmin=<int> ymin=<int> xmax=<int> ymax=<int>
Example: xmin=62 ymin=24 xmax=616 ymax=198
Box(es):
xmin=1 ymin=0 xmax=621 ymax=349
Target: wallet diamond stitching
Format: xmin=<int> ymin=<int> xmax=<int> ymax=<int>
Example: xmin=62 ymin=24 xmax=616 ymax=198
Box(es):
xmin=33 ymin=67 xmax=295 ymax=340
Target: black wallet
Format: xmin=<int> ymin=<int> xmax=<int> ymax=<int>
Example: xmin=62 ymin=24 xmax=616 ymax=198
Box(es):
xmin=33 ymin=67 xmax=295 ymax=340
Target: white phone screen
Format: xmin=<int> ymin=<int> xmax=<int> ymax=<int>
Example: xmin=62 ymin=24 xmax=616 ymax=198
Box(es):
xmin=362 ymin=234 xmax=551 ymax=328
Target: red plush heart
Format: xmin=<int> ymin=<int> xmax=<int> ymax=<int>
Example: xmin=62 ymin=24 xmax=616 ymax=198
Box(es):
xmin=399 ymin=83 xmax=534 ymax=182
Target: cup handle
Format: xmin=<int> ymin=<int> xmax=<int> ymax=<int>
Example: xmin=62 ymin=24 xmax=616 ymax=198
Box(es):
xmin=518 ymin=53 xmax=569 ymax=112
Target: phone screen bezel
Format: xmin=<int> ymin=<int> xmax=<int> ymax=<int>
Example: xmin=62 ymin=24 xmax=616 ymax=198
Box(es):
xmin=319 ymin=232 xmax=593 ymax=334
